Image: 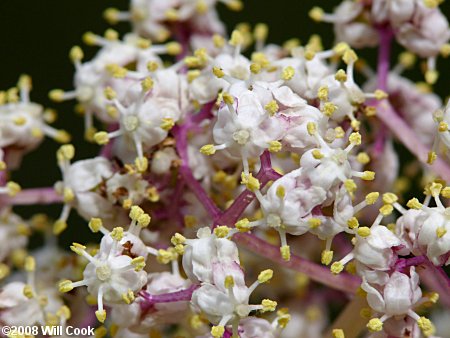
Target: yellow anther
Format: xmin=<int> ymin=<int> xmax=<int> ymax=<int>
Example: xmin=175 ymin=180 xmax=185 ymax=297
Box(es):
xmin=357 ymin=227 xmax=371 ymax=238
xmin=335 ymin=126 xmax=345 ymax=138
xmin=438 ymin=121 xmax=448 ymax=132
xmin=171 ymin=233 xmax=186 ymax=246
xmin=88 ymin=218 xmax=103 ymax=233
xmin=93 ymin=131 xmax=109 ymax=145
xmin=424 ymin=0 xmax=440 ymax=8
xmin=184 ymin=56 xmax=201 ymax=68
xmin=129 ymin=205 xmax=144 ymax=220
xmin=335 ymin=69 xmax=347 ymax=82
xmin=304 ymin=48 xmax=316 ymax=61
xmin=441 ymin=186 xmax=450 ymax=198
xmin=318 ymin=85 xmax=329 ymax=101
xmin=382 ymin=192 xmax=398 ymax=204
xmin=24 ymin=256 xmax=35 ymax=272
xmin=308 ymin=218 xmax=322 ymax=229
xmin=103 ymin=8 xmax=120 ymax=24
xmin=380 ymin=204 xmax=394 ymax=216
xmin=307 ymin=122 xmax=317 ymax=136
xmin=137 ymin=213 xmax=151 ymax=227
xmin=212 ymin=67 xmax=225 ymax=78
xmin=321 ymin=250 xmax=333 ymax=265
xmin=331 ymin=262 xmax=344 ymax=275
xmin=213 ymin=34 xmax=225 ymax=48
xmin=0 ymin=161 xmax=6 ymax=171
xmin=399 ymin=52 xmax=416 ymax=68
xmin=23 ymin=284 xmax=34 ymax=298
xmin=436 ymin=226 xmax=447 ymax=238
xmin=95 ymin=309 xmax=107 ymax=323
xmin=214 ymin=226 xmax=230 ymax=238
xmin=252 ymin=52 xmax=270 ymax=68
xmin=160 ymin=118 xmax=175 ymax=131
xmin=110 ymin=227 xmax=124 ymax=241
xmin=224 ymin=275 xmax=235 ymax=288
xmin=332 ymin=329 xmax=345 ymax=338
xmin=57 ymin=305 xmax=71 ymax=320
xmin=349 ymin=132 xmax=361 ymax=145
xmin=365 ymin=106 xmax=377 ymax=117
xmin=344 ymin=179 xmax=357 ymax=194
xmin=276 ymin=185 xmax=286 ymax=199
xmin=334 ymin=42 xmax=350 ymax=55
xmin=196 ymin=0 xmax=208 ymax=14
xmin=226 ymin=0 xmax=243 ymax=11
xmin=54 ymin=130 xmax=71 ymax=143
xmin=229 ymin=30 xmax=244 ymax=46
xmin=427 ymin=292 xmax=439 ymax=304
xmin=283 ymin=38 xmax=300 ymax=52
xmin=254 ymin=23 xmax=268 ymax=41
xmin=323 ymin=102 xmax=337 ymax=117
xmin=361 ymin=171 xmax=375 ymax=181
xmin=56 ymin=145 xmax=73 ymax=162
xmin=0 ymin=263 xmax=10 ymax=280
xmin=357 ymin=152 xmax=370 ymax=165
xmin=407 ymin=198 xmax=423 ymax=210
xmin=49 ymin=89 xmax=65 ymax=102
xmin=281 ymin=66 xmax=295 ymax=81
xmin=347 ymin=217 xmax=359 ymax=229
xmin=430 ymin=182 xmax=443 ymax=197
xmin=122 ymin=289 xmax=135 ymax=304
xmin=106 ymin=64 xmax=127 ymax=78
xmin=222 ymin=92 xmax=234 ymax=105
xmin=241 ymin=173 xmax=260 ymax=191
xmin=367 ymin=318 xmax=383 ymax=332
xmin=135 ymin=156 xmax=148 ymax=173
xmin=62 ymin=187 xmax=74 ymax=203
xmin=365 ymin=192 xmax=380 ymax=205
xmin=6 ymin=181 xmax=21 ymax=197
xmin=12 ymin=116 xmax=26 ymax=126
xmin=146 ymin=61 xmax=159 ymax=73
xmin=374 ymin=89 xmax=388 ymax=100
xmin=268 ymin=140 xmax=282 ymax=153
xmin=309 ymin=7 xmax=324 ymax=22
xmin=427 ymin=151 xmax=437 ymax=164
xmin=235 ymin=218 xmax=251 ymax=232
xmin=104 ymin=86 xmax=117 ymax=100
xmin=425 ymin=70 xmax=439 ymax=85
xmin=82 ymin=31 xmax=97 ymax=46
xmin=312 ymin=149 xmax=324 ymax=160
xmin=165 ymin=8 xmax=179 ymax=21
xmin=258 ymin=269 xmax=273 ymax=283
xmin=261 ymin=299 xmax=277 ymax=312
xmin=166 ymin=41 xmax=182 ymax=55
xmin=265 ymin=100 xmax=279 ymax=116
xmin=441 ymin=43 xmax=450 ymax=57
xmin=157 ymin=249 xmax=177 ymax=264
xmin=104 ymin=28 xmax=119 ymax=41
xmin=249 ymin=63 xmax=261 ymax=75
xmin=280 ymin=245 xmax=291 ymax=261
xmin=69 ymin=46 xmax=84 ymax=63
xmin=187 ymin=70 xmax=201 ymax=83
xmin=59 ymin=280 xmax=74 ymax=293
xmin=417 ymin=316 xmax=435 ymax=336
xmin=53 ymin=220 xmax=67 ymax=235
xmin=131 ymin=256 xmax=146 ymax=271
xmin=200 ymin=144 xmax=216 ymax=155
xmin=342 ymin=49 xmax=358 ymax=64
xmin=140 ymin=77 xmax=154 ymax=92
xmin=70 ymin=242 xmax=86 ymax=255
xmin=211 ymin=326 xmax=225 ymax=338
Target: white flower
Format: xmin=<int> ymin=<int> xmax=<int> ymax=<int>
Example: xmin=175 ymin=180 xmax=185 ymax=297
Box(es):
xmin=362 ymin=267 xmax=422 ymax=318
xmin=151 ymin=148 xmax=178 ymax=175
xmin=106 ymin=172 xmax=150 ymax=206
xmin=354 ymin=224 xmax=402 ymax=271
xmin=182 ymin=227 xmax=239 ymax=284
xmin=54 ymin=149 xmax=114 ymax=232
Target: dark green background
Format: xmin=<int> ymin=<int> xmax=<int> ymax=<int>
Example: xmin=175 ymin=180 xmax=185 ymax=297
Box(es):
xmin=1 ymin=0 xmax=449 ymax=243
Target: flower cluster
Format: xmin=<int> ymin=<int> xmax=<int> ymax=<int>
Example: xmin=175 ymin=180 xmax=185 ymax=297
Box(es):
xmin=0 ymin=0 xmax=450 ymax=337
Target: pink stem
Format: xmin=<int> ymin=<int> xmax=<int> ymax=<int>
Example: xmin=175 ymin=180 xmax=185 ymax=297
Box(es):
xmin=139 ymin=284 xmax=199 ymax=313
xmin=374 ymin=29 xmax=450 ymax=181
xmin=419 ymin=260 xmax=450 ymax=307
xmin=1 ymin=187 xmax=62 ymax=206
xmin=234 ymin=233 xmax=361 ymax=294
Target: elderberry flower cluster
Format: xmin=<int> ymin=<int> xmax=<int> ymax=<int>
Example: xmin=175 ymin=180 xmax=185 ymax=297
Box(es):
xmin=0 ymin=0 xmax=450 ymax=337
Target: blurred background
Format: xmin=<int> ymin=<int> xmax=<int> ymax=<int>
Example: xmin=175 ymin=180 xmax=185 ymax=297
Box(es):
xmin=0 ymin=0 xmax=450 ymax=245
